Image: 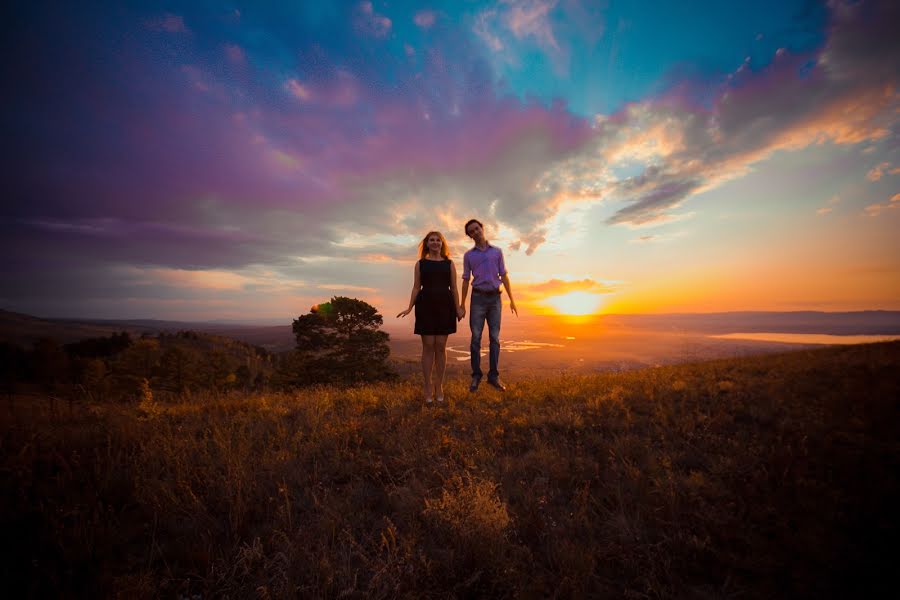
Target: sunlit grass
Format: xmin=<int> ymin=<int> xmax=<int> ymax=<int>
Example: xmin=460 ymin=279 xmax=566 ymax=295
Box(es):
xmin=2 ymin=342 xmax=898 ymax=597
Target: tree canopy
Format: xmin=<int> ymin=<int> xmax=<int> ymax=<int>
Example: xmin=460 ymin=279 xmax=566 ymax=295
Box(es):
xmin=290 ymin=296 xmax=394 ymax=385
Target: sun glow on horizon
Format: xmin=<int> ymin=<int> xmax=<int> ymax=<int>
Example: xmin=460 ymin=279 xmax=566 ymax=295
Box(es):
xmin=542 ymin=291 xmax=605 ymax=316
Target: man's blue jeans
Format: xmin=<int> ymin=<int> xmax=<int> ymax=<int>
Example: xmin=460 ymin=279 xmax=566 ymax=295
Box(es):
xmin=469 ymin=292 xmax=502 ymax=380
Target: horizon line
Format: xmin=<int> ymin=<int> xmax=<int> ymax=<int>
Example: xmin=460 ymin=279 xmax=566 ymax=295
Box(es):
xmin=4 ymin=307 xmax=900 ymax=327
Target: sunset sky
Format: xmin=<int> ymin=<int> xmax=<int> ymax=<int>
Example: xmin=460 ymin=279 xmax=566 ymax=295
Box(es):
xmin=2 ymin=0 xmax=898 ymax=324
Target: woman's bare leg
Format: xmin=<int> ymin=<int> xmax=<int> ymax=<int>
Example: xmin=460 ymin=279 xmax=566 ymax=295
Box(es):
xmin=433 ymin=335 xmax=448 ymax=400
xmin=421 ymin=335 xmax=436 ymax=400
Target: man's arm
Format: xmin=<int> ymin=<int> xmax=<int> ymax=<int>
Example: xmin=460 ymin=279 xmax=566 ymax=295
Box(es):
xmin=501 ymin=273 xmax=517 ymax=316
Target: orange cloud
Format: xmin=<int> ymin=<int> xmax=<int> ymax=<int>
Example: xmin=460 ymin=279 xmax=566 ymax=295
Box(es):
xmin=863 ymin=200 xmax=899 ymax=217
xmin=866 ymin=161 xmax=891 ymax=181
xmin=521 ymin=278 xmax=618 ymax=295
xmin=597 ymin=0 xmax=900 ymax=230
xmin=127 ymin=267 xmax=255 ymax=290
xmin=285 ymin=79 xmax=313 ymax=101
xmin=868 ymin=191 xmax=900 ymax=215
xmin=358 ymin=253 xmax=404 ymax=263
xmin=817 ymin=194 xmax=841 ymax=215
xmin=315 ymin=284 xmax=377 ymax=293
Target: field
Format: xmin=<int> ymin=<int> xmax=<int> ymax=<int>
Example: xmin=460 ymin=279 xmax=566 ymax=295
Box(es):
xmin=2 ymin=342 xmax=898 ymax=598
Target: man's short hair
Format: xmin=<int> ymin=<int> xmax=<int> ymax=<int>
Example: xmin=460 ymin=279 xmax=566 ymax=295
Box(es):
xmin=464 ymin=219 xmax=483 ymax=237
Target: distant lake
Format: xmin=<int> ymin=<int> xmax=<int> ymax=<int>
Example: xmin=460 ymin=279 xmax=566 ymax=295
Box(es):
xmin=448 ymin=340 xmax=563 ymax=361
xmin=709 ymin=333 xmax=900 ymax=345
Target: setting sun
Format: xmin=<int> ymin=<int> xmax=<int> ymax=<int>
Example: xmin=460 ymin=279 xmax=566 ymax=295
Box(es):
xmin=543 ymin=291 xmax=604 ymax=316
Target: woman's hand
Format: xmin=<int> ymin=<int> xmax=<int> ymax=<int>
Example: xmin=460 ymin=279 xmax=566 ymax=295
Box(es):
xmin=397 ymin=308 xmax=412 ymax=318
xmin=456 ymin=305 xmax=466 ymax=321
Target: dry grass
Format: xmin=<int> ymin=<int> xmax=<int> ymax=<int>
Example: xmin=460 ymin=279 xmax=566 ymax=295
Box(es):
xmin=2 ymin=342 xmax=898 ymax=598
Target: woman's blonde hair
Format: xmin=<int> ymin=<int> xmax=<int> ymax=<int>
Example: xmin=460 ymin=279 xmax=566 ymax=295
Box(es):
xmin=418 ymin=231 xmax=450 ymax=259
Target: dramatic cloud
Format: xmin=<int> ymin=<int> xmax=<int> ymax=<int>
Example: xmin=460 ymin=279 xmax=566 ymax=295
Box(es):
xmin=9 ymin=2 xmax=897 ymax=252
xmin=574 ymin=0 xmax=900 ymax=226
xmin=2 ymin=0 xmax=897 ymax=318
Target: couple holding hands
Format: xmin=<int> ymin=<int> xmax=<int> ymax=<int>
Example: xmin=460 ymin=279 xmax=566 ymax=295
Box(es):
xmin=397 ymin=219 xmax=517 ymax=403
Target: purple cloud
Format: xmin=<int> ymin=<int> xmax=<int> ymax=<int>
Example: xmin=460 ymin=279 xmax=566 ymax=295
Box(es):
xmin=414 ymin=10 xmax=437 ymax=29
xmin=3 ymin=0 xmax=898 ymax=319
xmin=592 ymin=0 xmax=900 ymax=226
xmin=224 ymin=43 xmax=246 ymax=64
xmin=355 ymin=1 xmax=392 ymax=38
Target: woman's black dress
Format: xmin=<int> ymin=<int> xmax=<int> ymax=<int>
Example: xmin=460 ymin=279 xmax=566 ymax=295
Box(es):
xmin=414 ymin=258 xmax=457 ymax=335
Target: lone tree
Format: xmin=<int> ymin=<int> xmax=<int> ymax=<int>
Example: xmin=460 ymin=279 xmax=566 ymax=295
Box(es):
xmin=290 ymin=296 xmax=395 ymax=385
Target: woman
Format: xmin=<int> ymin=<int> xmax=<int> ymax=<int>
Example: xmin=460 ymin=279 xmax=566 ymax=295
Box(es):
xmin=397 ymin=231 xmax=464 ymax=403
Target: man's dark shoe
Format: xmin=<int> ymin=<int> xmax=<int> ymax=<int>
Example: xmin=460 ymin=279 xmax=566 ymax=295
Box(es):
xmin=469 ymin=376 xmax=482 ymax=392
xmin=487 ymin=378 xmax=506 ymax=392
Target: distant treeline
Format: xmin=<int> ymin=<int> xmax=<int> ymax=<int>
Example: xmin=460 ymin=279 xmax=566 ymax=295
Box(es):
xmin=0 ymin=298 xmax=399 ymax=400
xmin=0 ymin=296 xmax=396 ymax=401
xmin=0 ymin=331 xmax=277 ymax=401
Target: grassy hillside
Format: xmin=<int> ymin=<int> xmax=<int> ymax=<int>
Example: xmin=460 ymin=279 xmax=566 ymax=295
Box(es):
xmin=2 ymin=343 xmax=898 ymax=598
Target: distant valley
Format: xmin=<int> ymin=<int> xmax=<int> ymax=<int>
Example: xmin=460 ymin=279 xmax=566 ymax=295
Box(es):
xmin=4 ymin=308 xmax=899 ymax=377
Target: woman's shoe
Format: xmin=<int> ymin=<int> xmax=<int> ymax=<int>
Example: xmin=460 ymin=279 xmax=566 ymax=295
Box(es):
xmin=425 ymin=396 xmax=433 ymax=404
xmin=436 ymin=395 xmax=444 ymax=403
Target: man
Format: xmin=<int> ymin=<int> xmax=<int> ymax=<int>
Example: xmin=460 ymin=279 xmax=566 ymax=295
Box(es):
xmin=459 ymin=218 xmax=517 ymax=392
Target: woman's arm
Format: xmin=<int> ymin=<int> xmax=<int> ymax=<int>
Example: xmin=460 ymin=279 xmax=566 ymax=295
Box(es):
xmin=397 ymin=261 xmax=421 ymax=318
xmin=451 ymin=261 xmax=464 ymax=320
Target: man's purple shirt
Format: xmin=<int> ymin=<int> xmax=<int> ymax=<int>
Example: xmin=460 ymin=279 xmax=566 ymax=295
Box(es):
xmin=462 ymin=243 xmax=507 ymax=292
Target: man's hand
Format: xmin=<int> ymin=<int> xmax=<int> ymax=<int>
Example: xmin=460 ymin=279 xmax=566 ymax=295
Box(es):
xmin=457 ymin=305 xmax=466 ymax=320
xmin=509 ymin=299 xmax=518 ymax=316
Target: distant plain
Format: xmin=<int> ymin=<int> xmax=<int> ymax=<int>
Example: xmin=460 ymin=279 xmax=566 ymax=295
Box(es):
xmin=5 ymin=308 xmax=899 ymax=380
